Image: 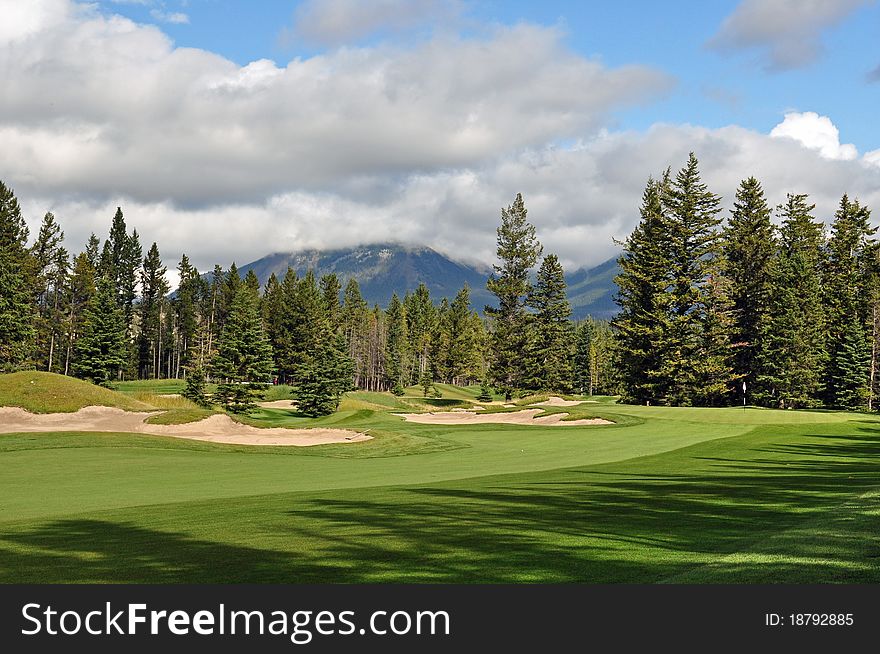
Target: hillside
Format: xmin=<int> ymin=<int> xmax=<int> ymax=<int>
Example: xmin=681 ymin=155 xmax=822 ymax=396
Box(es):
xmin=0 ymin=372 xmax=152 ymax=413
xmin=238 ymin=244 xmax=621 ymax=320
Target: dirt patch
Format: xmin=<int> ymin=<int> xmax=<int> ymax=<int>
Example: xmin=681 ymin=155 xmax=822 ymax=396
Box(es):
xmin=393 ymin=408 xmax=613 ymax=427
xmin=0 ymin=406 xmax=369 ymax=446
xmin=158 ymin=393 xmax=181 ymax=398
xmin=531 ymin=396 xmax=587 ymax=407
xmin=257 ymin=400 xmax=298 ymax=409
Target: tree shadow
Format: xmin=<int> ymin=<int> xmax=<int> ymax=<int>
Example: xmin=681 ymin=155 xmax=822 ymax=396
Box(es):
xmin=2 ymin=428 xmax=880 ymax=583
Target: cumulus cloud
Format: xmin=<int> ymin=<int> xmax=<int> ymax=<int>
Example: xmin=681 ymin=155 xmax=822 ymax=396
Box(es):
xmin=770 ymin=111 xmax=858 ymax=160
xmin=0 ymin=0 xmax=672 ymax=208
xmin=4 ymin=1 xmax=880 ymax=286
xmin=707 ymin=0 xmax=872 ymax=71
xmin=284 ymin=0 xmax=463 ymax=47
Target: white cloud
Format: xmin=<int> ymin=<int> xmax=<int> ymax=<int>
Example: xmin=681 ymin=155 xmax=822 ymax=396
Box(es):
xmin=150 ymin=9 xmax=189 ymax=24
xmin=0 ymin=2 xmax=672 ymax=207
xmin=285 ymin=0 xmax=463 ymax=47
xmin=707 ymin=0 xmax=872 ymax=71
xmin=770 ymin=111 xmax=858 ymax=160
xmin=4 ymin=1 xmax=880 ymax=285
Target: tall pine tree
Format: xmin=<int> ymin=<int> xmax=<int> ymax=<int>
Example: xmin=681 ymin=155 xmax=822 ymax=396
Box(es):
xmin=527 ymin=254 xmax=574 ymax=392
xmin=0 ymin=181 xmax=35 ymax=371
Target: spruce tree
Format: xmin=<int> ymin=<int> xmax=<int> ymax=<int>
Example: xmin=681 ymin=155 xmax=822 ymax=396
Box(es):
xmin=138 ymin=242 xmax=169 ymax=378
xmin=527 ymin=254 xmax=574 ymax=392
xmin=74 ymin=276 xmax=128 ymax=384
xmin=384 ymin=293 xmax=408 ymax=390
xmin=755 ymin=194 xmax=826 ymax=408
xmin=62 ymin=252 xmax=96 ymax=376
xmin=30 ymin=212 xmax=68 ymax=372
xmin=834 ymin=317 xmax=870 ymax=410
xmin=661 ymin=153 xmax=733 ymax=405
xmin=404 ymin=283 xmax=436 ymax=384
xmin=182 ymin=365 xmax=210 ymax=407
xmin=211 ymin=283 xmax=273 ymax=412
xmin=485 ymin=193 xmax=542 ymax=400
xmin=723 ymin=177 xmax=775 ymax=396
xmin=320 ymin=273 xmax=342 ymax=332
xmin=823 ymin=195 xmax=876 ymax=406
xmin=0 ymin=181 xmax=35 ymax=371
xmin=613 ymin=175 xmax=674 ymax=403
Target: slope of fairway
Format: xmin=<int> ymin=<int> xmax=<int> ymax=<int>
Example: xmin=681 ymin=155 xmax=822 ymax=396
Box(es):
xmin=0 ymin=372 xmax=152 ymax=413
xmin=1 ymin=416 xmax=878 ymax=583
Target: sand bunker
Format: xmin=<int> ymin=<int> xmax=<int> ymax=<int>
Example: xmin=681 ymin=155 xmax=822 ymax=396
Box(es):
xmin=257 ymin=400 xmax=298 ymax=409
xmin=0 ymin=406 xmax=369 ymax=446
xmin=394 ymin=408 xmax=612 ymax=427
xmin=531 ymin=396 xmax=588 ymax=407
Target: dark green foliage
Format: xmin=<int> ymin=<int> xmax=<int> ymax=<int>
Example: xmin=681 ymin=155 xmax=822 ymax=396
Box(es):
xmin=73 ymin=276 xmax=128 ymax=384
xmin=293 ymin=332 xmax=354 ymax=417
xmin=211 ymin=282 xmax=273 ymax=412
xmin=486 ymin=193 xmax=542 ymax=400
xmin=613 ymin=175 xmax=674 ymax=403
xmin=0 ymin=181 xmax=35 ymax=371
xmin=320 ymin=273 xmax=342 ymax=331
xmin=528 ymin=254 xmax=573 ymax=392
xmin=723 ymin=177 xmax=775 ymax=394
xmin=420 ymin=369 xmax=434 ymax=397
xmin=833 ymin=317 xmax=870 ymax=410
xmin=477 ymin=379 xmax=493 ymax=402
xmin=384 ymin=293 xmax=408 ymax=389
xmin=823 ymin=195 xmax=877 ymax=406
xmin=614 ymin=155 xmax=734 ymax=406
xmin=755 ymin=194 xmax=827 ymax=408
xmin=391 ymin=382 xmax=405 ymax=396
xmin=138 ymin=242 xmax=169 ymax=379
xmin=182 ymin=365 xmax=210 ymax=407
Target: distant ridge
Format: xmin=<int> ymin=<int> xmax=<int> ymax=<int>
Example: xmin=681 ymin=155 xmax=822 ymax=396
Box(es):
xmin=238 ymin=243 xmax=620 ymax=320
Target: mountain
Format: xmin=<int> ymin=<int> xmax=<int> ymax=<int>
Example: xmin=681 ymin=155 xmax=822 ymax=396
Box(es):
xmin=238 ymin=243 xmax=496 ymax=310
xmin=237 ymin=243 xmax=620 ymax=320
xmin=565 ymin=256 xmax=620 ymax=320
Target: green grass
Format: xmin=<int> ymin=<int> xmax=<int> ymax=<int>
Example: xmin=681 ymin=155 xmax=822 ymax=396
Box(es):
xmin=0 ymin=371 xmax=152 ymax=413
xmin=1 ymin=373 xmax=879 ymax=583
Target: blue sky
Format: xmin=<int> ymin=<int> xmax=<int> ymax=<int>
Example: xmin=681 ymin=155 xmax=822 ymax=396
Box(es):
xmin=4 ymin=0 xmax=880 ymax=273
xmin=105 ymin=0 xmax=880 ymax=150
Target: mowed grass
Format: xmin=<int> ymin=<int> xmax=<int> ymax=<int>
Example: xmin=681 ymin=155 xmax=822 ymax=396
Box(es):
xmin=1 ymin=372 xmax=879 ymax=583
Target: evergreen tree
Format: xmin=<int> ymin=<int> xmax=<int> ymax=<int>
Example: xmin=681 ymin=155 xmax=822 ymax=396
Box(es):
xmin=403 ymin=283 xmax=436 ymax=384
xmin=261 ymin=272 xmax=284 ymax=379
xmin=243 ymin=269 xmax=261 ymax=298
xmin=485 ymin=193 xmax=542 ymax=400
xmin=74 ymin=276 xmax=127 ymax=384
xmin=174 ymin=254 xmax=200 ymax=378
xmin=294 ymin=330 xmax=354 ymax=416
xmin=138 ymin=243 xmax=169 ymax=378
xmin=0 ymin=181 xmax=35 ymax=371
xmin=723 ymin=177 xmax=776 ymax=395
xmin=834 ymin=317 xmax=870 ymax=410
xmin=384 ymin=293 xmax=408 ymax=390
xmin=182 ymin=364 xmax=210 ymax=407
xmin=320 ymin=273 xmax=342 ymax=332
xmin=823 ymin=195 xmax=876 ymax=406
xmin=661 ymin=153 xmax=733 ymax=405
xmin=62 ymin=252 xmax=96 ymax=376
xmin=445 ymin=285 xmax=482 ymax=385
xmin=30 ymin=212 xmax=68 ymax=372
xmin=211 ymin=283 xmax=273 ymax=412
xmin=85 ymin=233 xmax=101 ymax=270
xmin=574 ymin=319 xmax=617 ymax=396
xmin=477 ymin=379 xmax=493 ymax=402
xmin=755 ymin=194 xmax=826 ymax=408
xmin=613 ymin=175 xmax=674 ymax=403
xmin=527 ymin=254 xmax=573 ymax=392
xmin=341 ymin=278 xmax=370 ymax=388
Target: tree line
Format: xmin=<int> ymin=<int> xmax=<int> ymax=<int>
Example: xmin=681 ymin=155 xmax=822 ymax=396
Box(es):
xmin=614 ymin=153 xmax=878 ymax=410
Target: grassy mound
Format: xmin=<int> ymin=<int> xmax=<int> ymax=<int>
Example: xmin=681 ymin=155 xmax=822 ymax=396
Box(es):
xmin=0 ymin=371 xmax=152 ymax=413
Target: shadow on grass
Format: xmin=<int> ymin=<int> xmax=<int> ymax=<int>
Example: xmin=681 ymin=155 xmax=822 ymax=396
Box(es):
xmin=2 ymin=429 xmax=880 ymax=583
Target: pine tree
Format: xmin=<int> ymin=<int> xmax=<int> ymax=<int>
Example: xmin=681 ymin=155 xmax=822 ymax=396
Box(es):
xmin=0 ymin=181 xmax=35 ymax=371
xmin=723 ymin=177 xmax=776 ymax=396
xmin=384 ymin=293 xmax=408 ymax=390
xmin=62 ymin=252 xmax=96 ymax=376
xmin=174 ymin=254 xmax=200 ymax=378
xmin=445 ymin=285 xmax=482 ymax=385
xmin=138 ymin=242 xmax=169 ymax=379
xmin=823 ymin=195 xmax=876 ymax=406
xmin=834 ymin=317 xmax=870 ymax=410
xmin=341 ymin=278 xmax=370 ymax=388
xmin=613 ymin=175 xmax=674 ymax=403
xmin=85 ymin=233 xmax=101 ymax=270
xmin=243 ymin=269 xmax=261 ymax=299
xmin=30 ymin=212 xmax=69 ymax=372
xmin=403 ymin=283 xmax=436 ymax=384
xmin=574 ymin=319 xmax=617 ymax=396
xmin=74 ymin=276 xmax=128 ymax=384
xmin=485 ymin=193 xmax=542 ymax=400
xmin=320 ymin=273 xmax=342 ymax=332
xmin=477 ymin=379 xmax=493 ymax=402
xmin=293 ymin=329 xmax=354 ymax=417
xmin=182 ymin=365 xmax=210 ymax=407
xmin=528 ymin=254 xmax=574 ymax=392
xmin=661 ymin=153 xmax=733 ymax=406
xmin=211 ymin=283 xmax=273 ymax=412
xmin=755 ymin=194 xmax=827 ymax=408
